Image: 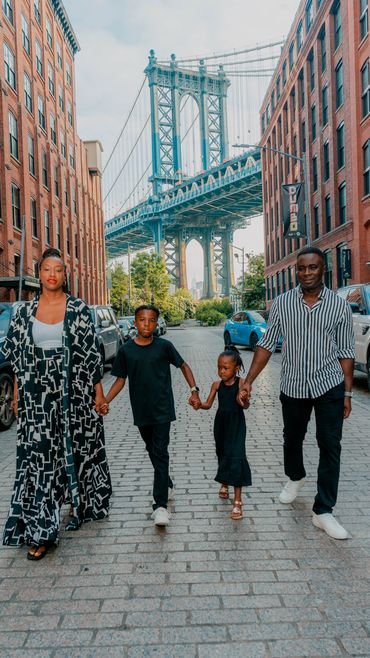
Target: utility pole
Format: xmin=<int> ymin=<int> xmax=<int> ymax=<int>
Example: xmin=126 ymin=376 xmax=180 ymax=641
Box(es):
xmin=128 ymin=244 xmax=132 ymax=312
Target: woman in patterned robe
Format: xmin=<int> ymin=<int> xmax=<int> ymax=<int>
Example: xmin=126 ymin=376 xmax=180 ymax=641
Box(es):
xmin=1 ymin=248 xmax=111 ymax=560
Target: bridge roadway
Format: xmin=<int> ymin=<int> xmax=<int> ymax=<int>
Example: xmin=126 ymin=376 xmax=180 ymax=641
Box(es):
xmin=0 ymin=324 xmax=370 ymax=657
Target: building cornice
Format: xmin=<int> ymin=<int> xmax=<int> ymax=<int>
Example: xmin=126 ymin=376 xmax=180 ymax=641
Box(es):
xmin=48 ymin=0 xmax=80 ymax=56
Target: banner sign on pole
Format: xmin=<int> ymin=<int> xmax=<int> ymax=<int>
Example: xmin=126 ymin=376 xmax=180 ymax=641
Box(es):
xmin=282 ymin=183 xmax=306 ymax=238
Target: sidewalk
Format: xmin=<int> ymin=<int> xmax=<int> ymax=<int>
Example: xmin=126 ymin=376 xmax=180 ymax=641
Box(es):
xmin=0 ymin=325 xmax=370 ymax=658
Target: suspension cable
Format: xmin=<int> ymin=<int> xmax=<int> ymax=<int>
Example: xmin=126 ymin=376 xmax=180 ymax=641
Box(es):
xmin=103 ymin=76 xmax=146 ymax=174
xmin=159 ymin=41 xmax=285 ymax=64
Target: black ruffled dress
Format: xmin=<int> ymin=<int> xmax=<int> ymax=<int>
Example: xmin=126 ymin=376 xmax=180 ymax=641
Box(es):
xmin=214 ymin=377 xmax=252 ymax=487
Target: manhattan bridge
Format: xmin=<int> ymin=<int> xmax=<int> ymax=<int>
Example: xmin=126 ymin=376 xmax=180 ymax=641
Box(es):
xmin=103 ymin=42 xmax=283 ymax=297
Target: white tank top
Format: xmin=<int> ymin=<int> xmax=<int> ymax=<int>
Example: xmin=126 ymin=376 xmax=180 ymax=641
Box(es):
xmin=33 ymin=318 xmax=64 ymax=348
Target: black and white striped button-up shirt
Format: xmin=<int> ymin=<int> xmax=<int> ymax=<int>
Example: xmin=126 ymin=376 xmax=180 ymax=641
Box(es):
xmin=258 ymin=285 xmax=355 ymax=398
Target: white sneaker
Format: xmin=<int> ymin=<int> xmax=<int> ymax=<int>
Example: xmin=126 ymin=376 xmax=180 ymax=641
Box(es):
xmin=152 ymin=487 xmax=174 ymax=505
xmin=151 ymin=507 xmax=170 ymax=526
xmin=312 ymin=513 xmax=348 ymax=540
xmin=279 ymin=478 xmax=306 ymax=503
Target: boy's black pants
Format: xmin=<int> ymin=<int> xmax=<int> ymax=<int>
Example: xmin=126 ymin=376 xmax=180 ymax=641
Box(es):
xmin=138 ymin=423 xmax=173 ymax=510
xmin=280 ymin=382 xmax=345 ymax=515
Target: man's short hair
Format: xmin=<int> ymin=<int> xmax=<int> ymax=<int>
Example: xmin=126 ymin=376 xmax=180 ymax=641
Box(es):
xmin=297 ymin=246 xmax=325 ymax=262
xmin=134 ymin=304 xmax=160 ymax=319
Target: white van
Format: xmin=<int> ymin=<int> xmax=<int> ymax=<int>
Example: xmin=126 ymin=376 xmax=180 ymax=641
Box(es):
xmin=337 ymin=284 xmax=370 ymax=391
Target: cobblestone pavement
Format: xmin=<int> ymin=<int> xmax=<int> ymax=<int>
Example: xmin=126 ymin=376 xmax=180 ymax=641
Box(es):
xmin=0 ymin=325 xmax=370 ymax=658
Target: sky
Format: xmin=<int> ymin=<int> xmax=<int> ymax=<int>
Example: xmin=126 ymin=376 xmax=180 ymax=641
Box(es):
xmin=63 ymin=0 xmax=301 ymax=284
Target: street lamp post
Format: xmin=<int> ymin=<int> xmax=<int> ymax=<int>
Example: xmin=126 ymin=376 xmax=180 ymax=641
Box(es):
xmin=232 ymin=243 xmax=245 ymax=309
xmin=233 ymin=143 xmax=311 ymax=246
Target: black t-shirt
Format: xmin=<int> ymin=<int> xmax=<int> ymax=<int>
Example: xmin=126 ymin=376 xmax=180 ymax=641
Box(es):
xmin=111 ymin=337 xmax=185 ymax=426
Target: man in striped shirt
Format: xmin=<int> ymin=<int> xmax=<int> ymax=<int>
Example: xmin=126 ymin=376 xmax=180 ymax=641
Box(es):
xmin=240 ymin=247 xmax=355 ymax=539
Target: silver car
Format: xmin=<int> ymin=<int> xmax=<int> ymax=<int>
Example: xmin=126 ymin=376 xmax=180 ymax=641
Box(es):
xmin=88 ymin=305 xmax=123 ymax=375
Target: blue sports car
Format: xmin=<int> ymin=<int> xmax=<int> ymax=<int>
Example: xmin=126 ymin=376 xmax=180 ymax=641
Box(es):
xmin=223 ymin=310 xmax=282 ymax=351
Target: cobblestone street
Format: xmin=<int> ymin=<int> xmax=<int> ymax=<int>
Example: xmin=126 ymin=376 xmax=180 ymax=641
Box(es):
xmin=0 ymin=325 xmax=370 ymax=658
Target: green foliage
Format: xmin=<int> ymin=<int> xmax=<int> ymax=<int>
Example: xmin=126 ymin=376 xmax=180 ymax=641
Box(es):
xmin=109 ymin=264 xmax=129 ymax=316
xmin=237 ymin=253 xmax=266 ymax=309
xmin=195 ymin=299 xmax=227 ymax=326
xmin=131 ymin=253 xmax=171 ymax=307
xmin=173 ymin=288 xmax=196 ymax=319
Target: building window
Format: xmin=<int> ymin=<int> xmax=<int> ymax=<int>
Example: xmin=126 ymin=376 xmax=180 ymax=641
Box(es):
xmin=299 ymin=69 xmax=305 ymax=107
xmin=301 ymin=120 xmax=306 ymax=153
xmin=314 ymin=204 xmax=319 ymax=239
xmin=339 ymin=182 xmax=346 ymax=224
xmin=308 ymin=50 xmax=315 ymax=91
xmin=306 ymin=0 xmax=313 ymax=31
xmin=360 ymin=0 xmax=369 ymax=40
xmin=75 ymin=233 xmax=78 ymax=259
xmin=361 ymin=60 xmax=370 ymax=118
xmin=276 ymin=271 xmax=281 ymax=296
xmin=323 ymin=141 xmax=330 ymax=180
xmin=271 ymin=90 xmax=275 ymax=112
xmin=69 ymin=144 xmax=75 ymax=169
xmin=60 ymin=130 xmax=66 ymax=158
xmin=48 ymin=62 xmax=55 ymax=96
xmin=56 ymin=219 xmax=61 ymax=250
xmin=312 ymin=155 xmax=318 ymax=191
xmin=46 ymin=16 xmax=53 ymax=48
xmin=4 ymin=43 xmax=16 ymax=90
xmin=67 ymin=100 xmax=73 ymax=126
xmin=50 ymin=112 xmax=56 ymax=144
xmin=11 ymin=184 xmax=21 ymax=229
xmin=337 ymin=122 xmax=345 ymax=168
xmin=297 ymin=21 xmax=303 ymax=52
xmin=24 ymin=73 xmax=33 ymax=113
xmin=9 ymin=111 xmax=18 ymax=159
xmin=324 ymin=249 xmax=333 ymax=288
xmin=276 ymin=75 xmax=281 ymax=99
xmin=290 ymin=87 xmax=296 ymax=116
xmin=55 ymin=40 xmax=62 ymax=68
xmin=66 ymin=61 xmax=72 ymax=86
xmin=289 ymin=42 xmax=294 ymax=71
xmin=2 ymin=0 xmax=13 ymax=24
xmin=44 ymin=209 xmax=50 ymax=244
xmin=28 ymin=134 xmax=35 ymax=175
xmin=41 ymin=150 xmax=48 ymax=188
xmin=282 ymin=60 xmax=287 ymax=85
xmin=282 ymin=269 xmax=286 ymax=292
xmin=319 ymin=25 xmax=326 ymax=72
xmin=322 ymin=85 xmax=328 ymax=126
xmin=21 ymin=15 xmax=30 ymax=54
xmin=35 ymin=40 xmax=43 ymax=77
xmin=14 ymin=254 xmax=21 ymax=277
xmin=66 ymin=226 xmax=70 ymax=255
xmin=333 ymin=0 xmax=342 ymax=49
xmin=335 ymin=60 xmax=344 ymax=108
xmin=54 ymin=166 xmax=59 ymax=197
xmin=30 ymin=198 xmax=37 ymax=238
xmin=38 ymin=95 xmax=45 ymax=130
xmin=363 ymin=139 xmax=370 ymax=195
xmin=58 ymin=84 xmax=64 ymax=112
xmin=64 ymin=177 xmax=69 ymax=206
xmin=72 ymin=186 xmax=77 ymax=214
xmin=336 ymin=243 xmax=349 ymax=287
xmin=34 ymin=0 xmax=41 ymax=24
xmin=325 ymin=194 xmax=331 ymax=232
xmin=277 ymin=237 xmax=280 ymax=261
xmin=311 ymin=104 xmax=317 ymax=140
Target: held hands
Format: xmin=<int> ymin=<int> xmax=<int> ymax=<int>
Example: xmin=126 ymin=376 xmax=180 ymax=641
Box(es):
xmin=237 ymin=381 xmax=252 ymax=407
xmin=95 ymin=394 xmax=110 ymax=416
xmin=188 ymin=391 xmax=201 ymax=410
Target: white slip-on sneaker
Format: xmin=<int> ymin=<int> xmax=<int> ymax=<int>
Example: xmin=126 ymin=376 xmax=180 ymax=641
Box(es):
xmin=312 ymin=513 xmax=348 ymax=540
xmin=279 ymin=478 xmax=306 ymax=503
xmin=151 ymin=507 xmax=170 ymax=526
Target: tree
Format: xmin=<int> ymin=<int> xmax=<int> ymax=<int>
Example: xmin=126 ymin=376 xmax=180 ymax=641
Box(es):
xmin=109 ymin=264 xmax=129 ymax=316
xmin=131 ymin=252 xmax=171 ymax=308
xmin=237 ymin=253 xmax=266 ymax=309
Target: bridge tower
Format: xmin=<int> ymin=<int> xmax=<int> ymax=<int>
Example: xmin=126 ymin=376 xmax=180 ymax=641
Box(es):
xmin=145 ymin=51 xmax=234 ymax=297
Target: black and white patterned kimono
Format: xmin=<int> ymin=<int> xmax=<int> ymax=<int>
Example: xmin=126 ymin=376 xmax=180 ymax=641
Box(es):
xmin=1 ymin=295 xmax=112 ymax=547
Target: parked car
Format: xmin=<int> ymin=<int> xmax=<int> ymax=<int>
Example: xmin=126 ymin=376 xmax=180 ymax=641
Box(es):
xmin=154 ymin=315 xmax=167 ymax=336
xmin=88 ymin=305 xmax=123 ymax=376
xmin=117 ymin=318 xmax=136 ymax=342
xmin=337 ymin=283 xmax=370 ymax=390
xmin=0 ymin=301 xmax=26 ymax=431
xmin=224 ymin=309 xmax=283 ymax=351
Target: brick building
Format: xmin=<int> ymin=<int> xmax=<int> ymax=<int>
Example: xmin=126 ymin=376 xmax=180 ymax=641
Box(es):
xmin=0 ymin=0 xmax=106 ymax=303
xmin=260 ymin=0 xmax=370 ymax=306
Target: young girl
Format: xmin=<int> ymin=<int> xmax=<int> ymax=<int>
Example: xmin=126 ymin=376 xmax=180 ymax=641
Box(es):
xmin=196 ymin=346 xmax=251 ymax=520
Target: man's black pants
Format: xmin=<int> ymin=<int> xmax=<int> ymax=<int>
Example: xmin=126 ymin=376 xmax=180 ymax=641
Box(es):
xmin=280 ymin=383 xmax=345 ymax=515
xmin=138 ymin=423 xmax=173 ymax=510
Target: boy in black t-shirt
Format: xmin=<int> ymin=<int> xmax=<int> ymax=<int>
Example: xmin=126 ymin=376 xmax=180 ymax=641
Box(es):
xmin=103 ymin=304 xmax=200 ymax=526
